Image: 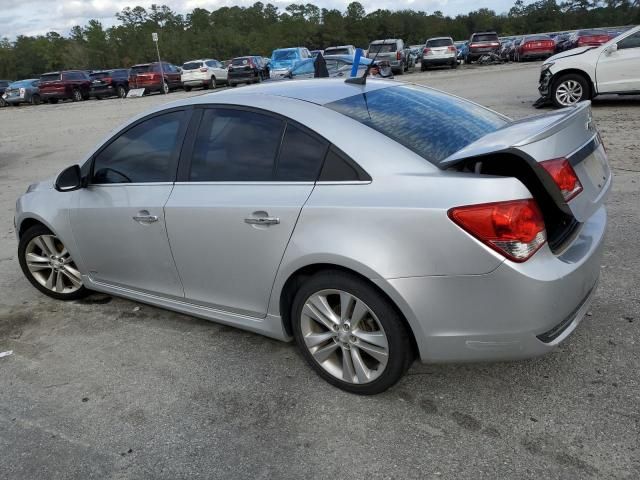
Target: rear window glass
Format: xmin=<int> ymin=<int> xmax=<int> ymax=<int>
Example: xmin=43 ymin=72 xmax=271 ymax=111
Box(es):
xmin=325 ymin=48 xmax=351 ymax=55
xmin=525 ymin=35 xmax=552 ymax=41
xmin=368 ymin=43 xmax=397 ymax=53
xmin=131 ymin=65 xmax=150 ymax=74
xmin=472 ymin=34 xmax=498 ymax=42
xmin=426 ymin=38 xmax=453 ymax=47
xmin=578 ymin=30 xmax=607 ymax=36
xmin=325 ymin=85 xmax=507 ymax=165
xmin=183 ymin=62 xmax=202 ymax=70
xmin=232 ymin=58 xmax=250 ymax=66
xmin=273 ymin=50 xmax=299 ymax=61
xmin=40 ymin=73 xmax=60 ymax=82
xmin=90 ymin=72 xmax=110 ymax=80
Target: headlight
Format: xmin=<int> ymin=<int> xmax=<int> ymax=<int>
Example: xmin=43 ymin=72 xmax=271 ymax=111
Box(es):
xmin=541 ymin=61 xmax=554 ymax=72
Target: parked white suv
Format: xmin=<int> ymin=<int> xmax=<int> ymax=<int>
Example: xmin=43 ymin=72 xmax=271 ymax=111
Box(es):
xmin=538 ymin=25 xmax=640 ymax=108
xmin=181 ymin=59 xmax=228 ymax=91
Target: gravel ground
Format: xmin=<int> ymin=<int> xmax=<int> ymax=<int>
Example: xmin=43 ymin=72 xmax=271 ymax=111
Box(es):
xmin=0 ymin=62 xmax=639 ymax=479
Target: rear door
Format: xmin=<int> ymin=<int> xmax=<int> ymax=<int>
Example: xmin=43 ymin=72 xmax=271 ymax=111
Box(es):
xmin=165 ymin=107 xmax=329 ymax=317
xmin=596 ymin=30 xmax=640 ymax=93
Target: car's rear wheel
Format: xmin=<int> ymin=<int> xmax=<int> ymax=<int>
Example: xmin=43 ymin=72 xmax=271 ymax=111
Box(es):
xmin=552 ymin=74 xmax=590 ymax=108
xmin=117 ymin=85 xmax=127 ymax=98
xmin=48 ymin=98 xmax=58 ymax=104
xmin=72 ymin=89 xmax=83 ymax=102
xmin=31 ymin=94 xmax=41 ymax=105
xmin=162 ymin=81 xmax=170 ymax=94
xmin=209 ymin=76 xmax=216 ymax=89
xmin=184 ymin=85 xmax=192 ymax=92
xmin=291 ymin=271 xmax=413 ymax=394
xmin=18 ymin=225 xmax=89 ymax=300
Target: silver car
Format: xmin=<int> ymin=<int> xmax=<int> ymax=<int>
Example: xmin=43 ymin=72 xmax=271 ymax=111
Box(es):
xmin=15 ymin=79 xmax=611 ymax=394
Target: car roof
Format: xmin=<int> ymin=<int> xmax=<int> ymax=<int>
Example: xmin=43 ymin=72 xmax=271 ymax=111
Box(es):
xmin=370 ymin=39 xmax=400 ymax=43
xmin=427 ymin=37 xmax=453 ymax=41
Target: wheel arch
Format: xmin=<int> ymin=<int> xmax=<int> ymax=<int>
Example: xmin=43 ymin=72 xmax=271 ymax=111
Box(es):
xmin=18 ymin=216 xmax=54 ymax=239
xmin=552 ymin=68 xmax=595 ymax=98
xmin=277 ymin=262 xmax=420 ymax=358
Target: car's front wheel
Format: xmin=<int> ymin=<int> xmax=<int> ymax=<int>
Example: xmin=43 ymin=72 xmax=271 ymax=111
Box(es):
xmin=552 ymin=73 xmax=590 ymax=108
xmin=18 ymin=225 xmax=88 ymax=300
xmin=292 ymin=271 xmax=413 ymax=394
xmin=72 ymin=89 xmax=83 ymax=102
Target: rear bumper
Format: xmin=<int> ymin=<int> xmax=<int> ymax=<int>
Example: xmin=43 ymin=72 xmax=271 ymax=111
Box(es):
xmin=182 ymin=79 xmax=209 ymax=87
xmin=90 ymin=85 xmax=115 ymax=96
xmin=422 ymin=55 xmax=456 ymax=65
xmin=468 ymin=48 xmax=499 ymax=59
xmin=40 ymin=91 xmax=67 ymax=99
xmin=229 ymin=74 xmax=257 ymax=83
xmin=377 ymin=205 xmax=607 ymax=363
xmin=521 ymin=50 xmax=554 ymax=59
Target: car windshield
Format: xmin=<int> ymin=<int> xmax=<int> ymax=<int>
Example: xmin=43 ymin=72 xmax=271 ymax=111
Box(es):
xmin=426 ymin=39 xmax=452 ymax=47
xmin=472 ymin=34 xmax=498 ymax=42
xmin=183 ymin=62 xmax=202 ymax=70
xmin=325 ymin=85 xmax=507 ymax=165
xmin=368 ymin=43 xmax=397 ymax=53
xmin=40 ymin=73 xmax=60 ymax=82
xmin=130 ymin=65 xmax=150 ymax=74
xmin=8 ymin=80 xmax=32 ymax=88
xmin=273 ymin=50 xmax=299 ymax=61
xmin=325 ymin=48 xmax=350 ymax=55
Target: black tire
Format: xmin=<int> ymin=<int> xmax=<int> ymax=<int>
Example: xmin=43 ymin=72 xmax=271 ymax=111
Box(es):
xmin=551 ymin=73 xmax=590 ymax=108
xmin=18 ymin=224 xmax=90 ymax=301
xmin=291 ymin=270 xmax=414 ymax=395
xmin=49 ymin=98 xmax=58 ymax=104
xmin=184 ymin=85 xmax=192 ymax=92
xmin=72 ymin=89 xmax=82 ymax=102
xmin=230 ymin=83 xmax=237 ymax=88
xmin=117 ymin=85 xmax=127 ymax=98
xmin=209 ymin=76 xmax=216 ymax=89
xmin=396 ymin=63 xmax=404 ymax=76
xmin=421 ymin=64 xmax=427 ymax=72
xmin=451 ymin=61 xmax=457 ymax=69
xmin=162 ymin=80 xmax=169 ymax=94
xmin=31 ymin=94 xmax=41 ymax=105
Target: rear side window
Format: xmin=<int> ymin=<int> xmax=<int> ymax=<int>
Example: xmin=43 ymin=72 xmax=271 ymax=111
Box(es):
xmin=190 ymin=109 xmax=284 ymax=181
xmin=426 ymin=38 xmax=453 ymax=47
xmin=276 ymin=124 xmax=328 ymax=181
xmin=326 ymin=85 xmax=507 ymax=165
xmin=92 ymin=111 xmax=184 ymax=184
xmin=205 ymin=60 xmax=219 ymax=68
xmin=40 ymin=73 xmax=61 ymax=82
xmin=326 ymin=48 xmax=350 ymax=55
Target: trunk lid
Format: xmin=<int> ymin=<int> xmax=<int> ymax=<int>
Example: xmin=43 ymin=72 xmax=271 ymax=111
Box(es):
xmin=440 ymin=102 xmax=611 ymax=224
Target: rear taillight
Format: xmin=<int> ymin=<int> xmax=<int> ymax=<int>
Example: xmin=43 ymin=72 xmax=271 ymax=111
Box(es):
xmin=104 ymin=77 xmax=112 ymax=84
xmin=447 ymin=45 xmax=457 ymax=52
xmin=396 ymin=51 xmax=402 ymax=60
xmin=448 ymin=199 xmax=547 ymax=262
xmin=423 ymin=48 xmax=431 ymax=55
xmin=540 ymin=158 xmax=583 ymax=201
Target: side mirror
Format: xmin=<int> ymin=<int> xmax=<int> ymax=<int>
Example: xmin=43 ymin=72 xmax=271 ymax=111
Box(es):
xmin=605 ymin=43 xmax=618 ymax=55
xmin=55 ymin=165 xmax=83 ymax=192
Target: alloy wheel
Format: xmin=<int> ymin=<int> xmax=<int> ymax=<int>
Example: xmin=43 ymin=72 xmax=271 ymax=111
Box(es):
xmin=24 ymin=234 xmax=83 ymax=294
xmin=73 ymin=89 xmax=82 ymax=102
xmin=300 ymin=289 xmax=389 ymax=384
xmin=555 ymin=80 xmax=583 ymax=106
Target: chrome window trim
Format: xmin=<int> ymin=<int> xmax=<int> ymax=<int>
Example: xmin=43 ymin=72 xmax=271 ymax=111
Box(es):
xmin=88 ymin=182 xmax=175 ymax=188
xmin=173 ymin=181 xmax=316 ymax=186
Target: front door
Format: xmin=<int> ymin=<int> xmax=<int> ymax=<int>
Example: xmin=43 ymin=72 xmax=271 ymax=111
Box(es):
xmin=165 ymin=107 xmax=329 ymax=317
xmin=597 ymin=30 xmax=640 ymax=93
xmin=70 ymin=109 xmax=189 ymax=297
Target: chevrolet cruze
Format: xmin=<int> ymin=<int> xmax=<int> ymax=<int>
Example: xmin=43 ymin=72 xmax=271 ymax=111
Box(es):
xmin=16 ymin=79 xmax=611 ymax=394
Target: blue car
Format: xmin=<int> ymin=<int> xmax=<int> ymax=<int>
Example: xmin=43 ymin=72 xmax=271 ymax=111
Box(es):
xmin=279 ymin=55 xmax=374 ymax=80
xmin=269 ymin=47 xmax=312 ymax=79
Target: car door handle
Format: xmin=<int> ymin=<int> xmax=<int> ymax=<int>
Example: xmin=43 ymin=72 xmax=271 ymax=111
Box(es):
xmin=133 ymin=210 xmax=159 ymax=224
xmin=244 ymin=217 xmax=280 ymax=225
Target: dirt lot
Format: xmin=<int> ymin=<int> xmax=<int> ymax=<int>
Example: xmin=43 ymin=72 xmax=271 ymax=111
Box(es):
xmin=1 ymin=62 xmax=639 ymax=479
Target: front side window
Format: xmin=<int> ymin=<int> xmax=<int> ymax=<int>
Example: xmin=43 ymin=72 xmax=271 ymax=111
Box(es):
xmin=618 ymin=32 xmax=640 ymax=50
xmin=326 ymin=85 xmax=507 ymax=165
xmin=92 ymin=111 xmax=184 ymax=184
xmin=190 ymin=109 xmax=284 ymax=182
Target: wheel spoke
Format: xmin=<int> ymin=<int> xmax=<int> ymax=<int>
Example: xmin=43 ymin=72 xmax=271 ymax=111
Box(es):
xmin=356 ymin=340 xmax=389 ymax=363
xmin=349 ymin=299 xmax=369 ymax=330
xmin=26 ymin=253 xmax=50 ymax=271
xmin=339 ymin=291 xmax=353 ymax=321
xmin=304 ymin=331 xmax=334 ymax=348
xmin=351 ymin=347 xmax=371 ymax=383
xmin=312 ymin=342 xmax=339 ymax=363
xmin=342 ymin=347 xmax=356 ymax=382
xmin=45 ymin=269 xmax=56 ymax=289
xmin=55 ymin=271 xmax=65 ymax=292
xmin=61 ymin=268 xmax=83 ymax=287
xmin=303 ymin=295 xmax=339 ymax=329
xmin=353 ymin=330 xmax=388 ymax=349
xmin=42 ymin=236 xmax=59 ymax=256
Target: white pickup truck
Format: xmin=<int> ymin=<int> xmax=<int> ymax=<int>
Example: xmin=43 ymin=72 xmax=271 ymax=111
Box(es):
xmin=538 ymin=25 xmax=640 ymax=108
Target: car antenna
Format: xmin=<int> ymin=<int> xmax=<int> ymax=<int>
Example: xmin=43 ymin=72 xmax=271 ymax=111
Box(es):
xmin=345 ymin=40 xmax=386 ymax=85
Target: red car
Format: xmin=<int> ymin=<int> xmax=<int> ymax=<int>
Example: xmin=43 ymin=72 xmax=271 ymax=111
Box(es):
xmin=38 ymin=70 xmax=91 ymax=104
xmin=514 ymin=35 xmax=555 ymax=61
xmin=128 ymin=62 xmax=182 ymax=94
xmin=565 ymin=29 xmax=611 ymax=50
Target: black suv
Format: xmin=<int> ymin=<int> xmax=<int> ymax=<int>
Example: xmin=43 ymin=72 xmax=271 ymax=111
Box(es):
xmin=465 ymin=32 xmax=501 ymax=63
xmin=90 ymin=69 xmax=130 ymax=99
xmin=228 ymin=56 xmax=268 ymax=87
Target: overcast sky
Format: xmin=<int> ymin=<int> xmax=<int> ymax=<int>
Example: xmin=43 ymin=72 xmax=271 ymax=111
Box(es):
xmin=0 ymin=0 xmax=518 ymax=39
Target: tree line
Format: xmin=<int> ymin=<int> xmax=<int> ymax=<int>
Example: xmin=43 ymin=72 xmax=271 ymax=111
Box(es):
xmin=0 ymin=0 xmax=638 ymax=80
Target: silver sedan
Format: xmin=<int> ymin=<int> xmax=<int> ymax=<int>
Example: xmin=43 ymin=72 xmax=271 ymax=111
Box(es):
xmin=15 ymin=79 xmax=611 ymax=394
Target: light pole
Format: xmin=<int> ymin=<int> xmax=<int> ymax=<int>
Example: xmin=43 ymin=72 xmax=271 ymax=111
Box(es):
xmin=152 ymin=32 xmax=166 ymax=94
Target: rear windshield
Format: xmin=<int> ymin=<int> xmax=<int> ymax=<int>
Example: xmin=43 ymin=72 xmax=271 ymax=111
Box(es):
xmin=182 ymin=62 xmax=203 ymax=70
xmin=232 ymin=58 xmax=251 ymax=66
xmin=525 ymin=35 xmax=552 ymax=41
xmin=368 ymin=43 xmax=397 ymax=53
xmin=325 ymin=85 xmax=507 ymax=165
xmin=426 ymin=38 xmax=453 ymax=47
xmin=472 ymin=33 xmax=498 ymax=42
xmin=40 ymin=73 xmax=60 ymax=82
xmin=90 ymin=72 xmax=110 ymax=80
xmin=130 ymin=65 xmax=150 ymax=74
xmin=273 ymin=50 xmax=299 ymax=61
xmin=325 ymin=47 xmax=351 ymax=55
xmin=578 ymin=30 xmax=607 ymax=36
